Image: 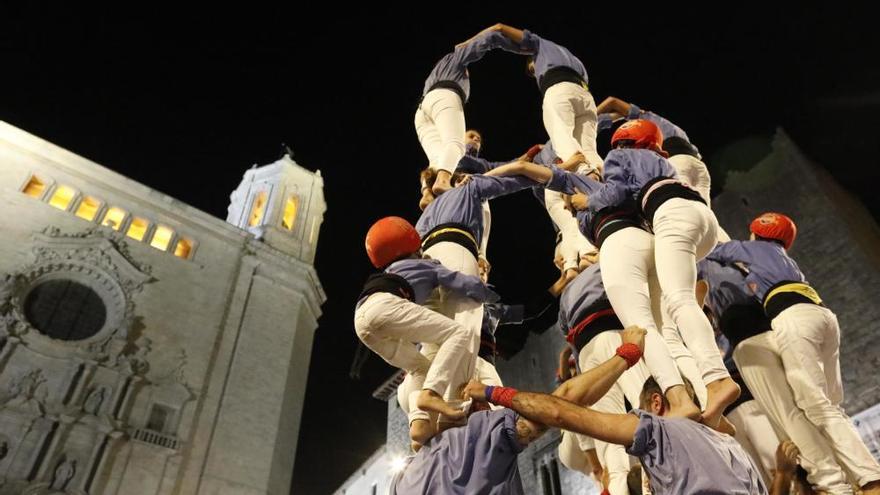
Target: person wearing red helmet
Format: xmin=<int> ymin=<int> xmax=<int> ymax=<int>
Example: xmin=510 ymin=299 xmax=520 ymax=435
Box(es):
xmin=707 ymin=213 xmax=880 ymax=494
xmin=485 ymin=121 xmax=737 ymax=426
xmin=355 ymin=216 xmax=499 ymax=434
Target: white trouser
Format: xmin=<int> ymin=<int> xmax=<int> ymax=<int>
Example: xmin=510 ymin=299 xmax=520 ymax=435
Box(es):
xmin=600 ymin=227 xmax=685 ymax=393
xmin=542 ymin=82 xmax=603 ymax=170
xmin=660 ymin=325 xmax=709 ymax=409
xmin=355 ymin=293 xmax=476 ymax=398
xmin=414 ymin=88 xmax=466 ymax=174
xmin=772 ymin=304 xmax=880 ymax=487
xmin=558 ymin=430 xmax=595 ymax=477
xmin=652 ymin=198 xmax=728 ymax=385
xmin=480 ymin=200 xmax=491 ymax=261
xmin=734 ymin=331 xmax=852 ymax=494
xmin=544 ymin=189 xmax=596 ymax=271
xmin=578 ymin=331 xmax=650 ymax=495
xmin=727 ymin=400 xmax=781 ymax=487
xmin=667 ymin=154 xmax=712 ymax=206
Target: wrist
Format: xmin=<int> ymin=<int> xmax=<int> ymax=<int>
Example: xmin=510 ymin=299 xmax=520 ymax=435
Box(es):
xmin=615 ymin=343 xmax=642 ymax=369
xmin=486 ymin=386 xmax=519 ymax=408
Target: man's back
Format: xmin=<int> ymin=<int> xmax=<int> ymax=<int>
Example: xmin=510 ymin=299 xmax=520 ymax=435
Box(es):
xmin=627 ymin=410 xmax=767 ymax=494
xmin=391 ymin=409 xmax=524 ymax=494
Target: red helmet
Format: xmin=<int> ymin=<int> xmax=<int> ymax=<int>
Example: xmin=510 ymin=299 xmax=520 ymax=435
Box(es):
xmin=750 ymin=212 xmax=797 ymax=250
xmin=611 ymin=119 xmax=666 ymax=156
xmin=365 ymin=216 xmax=422 ymax=268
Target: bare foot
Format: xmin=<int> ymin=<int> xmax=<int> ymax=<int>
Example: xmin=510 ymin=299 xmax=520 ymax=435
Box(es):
xmin=707 ymin=414 xmax=737 ymax=436
xmin=417 ymin=389 xmax=466 ymax=421
xmin=701 ymin=377 xmax=741 ymax=428
xmin=431 ymin=170 xmax=453 ymax=195
xmin=665 ymin=385 xmax=701 ymax=420
xmin=409 ymin=418 xmax=436 ymax=445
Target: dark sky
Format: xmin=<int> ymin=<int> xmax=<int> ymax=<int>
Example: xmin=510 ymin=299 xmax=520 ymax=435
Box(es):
xmin=3 ymin=7 xmax=879 ymax=494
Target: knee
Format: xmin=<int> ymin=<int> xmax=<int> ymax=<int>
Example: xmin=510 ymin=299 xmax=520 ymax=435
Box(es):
xmin=662 ymin=289 xmax=700 ymax=315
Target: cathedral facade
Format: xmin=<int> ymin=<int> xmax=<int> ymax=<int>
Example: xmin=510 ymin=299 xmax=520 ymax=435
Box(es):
xmin=0 ymin=121 xmax=326 ymax=495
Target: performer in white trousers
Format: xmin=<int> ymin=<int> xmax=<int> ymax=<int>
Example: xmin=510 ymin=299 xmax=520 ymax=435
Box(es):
xmin=709 ymin=212 xmax=880 ymax=494
xmin=601 ymin=120 xmax=738 ymax=427
xmin=484 ymin=159 xmax=701 ymax=420
xmin=357 ymin=218 xmax=499 ymax=434
xmin=460 ymin=23 xmax=603 ymax=173
xmin=415 ymin=29 xmax=524 ymax=195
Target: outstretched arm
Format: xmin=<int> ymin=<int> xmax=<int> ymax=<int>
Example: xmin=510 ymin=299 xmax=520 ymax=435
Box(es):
xmin=596 ymin=96 xmax=633 ymax=117
xmin=484 ymin=160 xmax=554 ymax=183
xmin=457 ymin=23 xmax=528 ymax=48
xmin=465 ymin=326 xmax=646 ymax=446
xmin=466 ymin=382 xmax=639 ymax=447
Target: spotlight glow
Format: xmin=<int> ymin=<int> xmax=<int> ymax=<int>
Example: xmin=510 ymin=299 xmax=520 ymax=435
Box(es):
xmin=389 ymin=456 xmax=408 ymax=474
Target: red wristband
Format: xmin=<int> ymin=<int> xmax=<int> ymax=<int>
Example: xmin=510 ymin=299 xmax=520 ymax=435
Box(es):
xmin=488 ymin=386 xmax=519 ymax=408
xmin=616 ymin=343 xmax=642 ymax=369
xmin=525 ymin=144 xmax=542 ymax=160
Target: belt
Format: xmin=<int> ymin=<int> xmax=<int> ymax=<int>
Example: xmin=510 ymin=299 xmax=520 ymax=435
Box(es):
xmin=763 ymin=281 xmax=823 ymax=319
xmin=421 ymin=224 xmax=479 ymax=259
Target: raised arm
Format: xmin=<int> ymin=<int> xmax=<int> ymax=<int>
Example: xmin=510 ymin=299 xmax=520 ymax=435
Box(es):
xmin=465 ymin=326 xmax=647 ymax=447
xmin=484 ymin=160 xmax=552 ymax=183
xmin=458 ymin=23 xmax=528 ymax=48
xmin=552 ymin=326 xmax=645 ymax=405
xmin=596 ymin=96 xmax=633 ymax=117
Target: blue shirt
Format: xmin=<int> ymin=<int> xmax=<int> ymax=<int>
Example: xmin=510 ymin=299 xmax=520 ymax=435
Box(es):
xmin=423 ymin=31 xmax=524 ymax=102
xmin=697 ymin=256 xmax=756 ymax=316
xmin=627 ymin=410 xmax=767 ymax=494
xmin=558 ymin=264 xmax=606 ymax=330
xmin=416 ymin=174 xmax=541 ymax=245
xmin=384 ymin=258 xmax=498 ymax=305
xmin=598 ymin=103 xmax=700 ymax=157
xmin=391 ymin=408 xmax=524 ymax=494
xmin=519 ymin=31 xmax=588 ymax=88
xmin=706 ymin=240 xmax=806 ymax=300
xmin=483 ymin=303 xmax=525 ymax=341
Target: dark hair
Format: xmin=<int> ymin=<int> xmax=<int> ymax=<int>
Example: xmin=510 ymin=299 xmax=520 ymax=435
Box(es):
xmin=639 ymin=376 xmax=700 ymax=410
xmin=754 ymin=235 xmax=787 ymax=249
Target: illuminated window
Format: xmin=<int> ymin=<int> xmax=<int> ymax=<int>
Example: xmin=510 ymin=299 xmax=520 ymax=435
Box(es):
xmin=126 ymin=217 xmax=150 ymax=241
xmin=48 ymin=185 xmax=77 ymax=211
xmin=75 ymin=196 xmax=102 ymax=221
xmin=150 ymin=225 xmax=174 ymax=251
xmin=282 ymin=196 xmax=298 ymax=231
xmin=248 ymin=191 xmax=268 ymax=227
xmin=101 ymin=207 xmax=127 ymax=231
xmin=22 ymin=176 xmax=47 ymax=199
xmin=174 ymin=238 xmax=192 ymax=259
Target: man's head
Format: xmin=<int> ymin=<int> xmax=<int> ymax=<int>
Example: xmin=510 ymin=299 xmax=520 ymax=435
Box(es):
xmin=478 ymin=257 xmax=491 ymax=283
xmin=364 ymin=216 xmax=421 ymax=268
xmin=611 ymin=120 xmax=667 ymax=158
xmin=526 ymin=57 xmax=536 ymax=78
xmin=465 ymin=129 xmax=483 ymax=156
xmin=639 ymin=377 xmax=699 ymax=416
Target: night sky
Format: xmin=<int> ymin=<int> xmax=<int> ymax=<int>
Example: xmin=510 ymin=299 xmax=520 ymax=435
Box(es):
xmin=3 ymin=7 xmax=879 ymax=494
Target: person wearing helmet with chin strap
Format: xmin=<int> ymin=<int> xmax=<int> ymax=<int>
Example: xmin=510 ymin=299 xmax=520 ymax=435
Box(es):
xmin=354 ymin=216 xmax=499 ymax=442
xmin=707 ymin=213 xmax=880 ymax=494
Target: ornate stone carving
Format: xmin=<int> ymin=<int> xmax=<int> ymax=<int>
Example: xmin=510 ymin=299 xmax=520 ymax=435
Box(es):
xmin=0 ymin=229 xmax=154 ymax=363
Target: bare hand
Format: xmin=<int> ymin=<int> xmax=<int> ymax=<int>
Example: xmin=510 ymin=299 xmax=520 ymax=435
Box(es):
xmin=570 ymin=193 xmax=589 ymax=211
xmin=463 ymin=380 xmax=489 ymax=401
xmin=456 ymin=174 xmax=473 ymax=187
xmin=775 ymin=440 xmax=799 ymax=473
xmin=579 ymin=251 xmax=598 ymax=270
xmin=620 ymin=326 xmax=647 ymax=353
